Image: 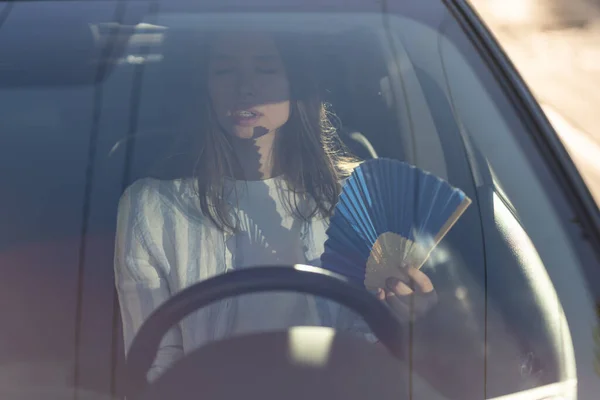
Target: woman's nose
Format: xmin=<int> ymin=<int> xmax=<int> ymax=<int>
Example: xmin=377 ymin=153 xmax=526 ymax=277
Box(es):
xmin=236 ymin=71 xmax=256 ymax=98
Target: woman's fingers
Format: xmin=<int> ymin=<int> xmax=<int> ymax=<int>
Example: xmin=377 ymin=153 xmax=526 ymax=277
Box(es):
xmin=378 ymin=266 xmax=438 ymax=322
xmin=405 ymin=267 xmax=435 ymax=293
xmin=384 ymin=266 xmax=434 ymax=296
xmin=386 ymin=277 xmax=413 ymax=295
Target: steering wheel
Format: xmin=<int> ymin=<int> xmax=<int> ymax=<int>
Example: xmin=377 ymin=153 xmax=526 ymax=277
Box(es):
xmin=125 ymin=265 xmax=406 ymax=400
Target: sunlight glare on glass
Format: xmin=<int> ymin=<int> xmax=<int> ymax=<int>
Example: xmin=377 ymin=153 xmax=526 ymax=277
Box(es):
xmin=425 ymin=244 xmax=451 ymax=267
xmin=488 ymin=0 xmax=532 ymax=24
xmin=287 ymin=327 xmax=334 ymax=367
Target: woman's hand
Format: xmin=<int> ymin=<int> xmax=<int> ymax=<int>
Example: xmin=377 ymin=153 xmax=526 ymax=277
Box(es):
xmin=376 ymin=266 xmax=438 ymax=323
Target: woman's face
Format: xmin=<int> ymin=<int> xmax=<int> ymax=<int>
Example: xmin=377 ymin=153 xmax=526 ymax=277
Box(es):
xmin=208 ymin=33 xmax=291 ymax=140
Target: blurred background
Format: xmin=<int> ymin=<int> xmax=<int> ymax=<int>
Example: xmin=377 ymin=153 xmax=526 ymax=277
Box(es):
xmin=469 ymin=0 xmax=600 ymax=204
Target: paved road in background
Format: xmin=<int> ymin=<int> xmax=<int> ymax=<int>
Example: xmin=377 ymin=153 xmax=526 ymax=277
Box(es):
xmin=468 ymin=0 xmax=600 ymax=204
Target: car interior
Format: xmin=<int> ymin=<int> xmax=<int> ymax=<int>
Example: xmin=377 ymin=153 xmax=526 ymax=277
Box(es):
xmin=0 ymin=8 xmax=576 ymax=400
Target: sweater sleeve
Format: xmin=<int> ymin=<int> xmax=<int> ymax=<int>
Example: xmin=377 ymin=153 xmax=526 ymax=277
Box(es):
xmin=114 ymin=179 xmax=184 ymax=381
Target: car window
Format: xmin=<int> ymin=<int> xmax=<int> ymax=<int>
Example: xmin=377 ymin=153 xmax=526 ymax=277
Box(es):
xmin=1 ymin=1 xmax=599 ymax=400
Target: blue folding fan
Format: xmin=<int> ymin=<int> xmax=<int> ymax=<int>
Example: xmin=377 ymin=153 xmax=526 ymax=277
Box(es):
xmin=321 ymin=158 xmax=471 ymax=291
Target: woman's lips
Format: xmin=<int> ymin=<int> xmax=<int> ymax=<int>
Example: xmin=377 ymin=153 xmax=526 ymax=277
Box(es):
xmin=230 ymin=109 xmax=262 ymax=126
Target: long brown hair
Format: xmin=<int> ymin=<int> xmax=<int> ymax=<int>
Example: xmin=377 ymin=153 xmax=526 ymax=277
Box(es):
xmin=192 ymin=33 xmax=358 ymax=233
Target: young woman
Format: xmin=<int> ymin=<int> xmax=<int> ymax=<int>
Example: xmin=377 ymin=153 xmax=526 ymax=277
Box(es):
xmin=114 ymin=32 xmax=437 ymax=380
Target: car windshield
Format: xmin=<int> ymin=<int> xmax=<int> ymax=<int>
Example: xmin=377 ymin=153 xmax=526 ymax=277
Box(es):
xmin=1 ymin=1 xmax=598 ymax=400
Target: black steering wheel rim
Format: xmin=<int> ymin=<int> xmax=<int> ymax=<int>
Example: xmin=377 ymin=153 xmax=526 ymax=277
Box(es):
xmin=125 ymin=265 xmax=405 ymax=399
